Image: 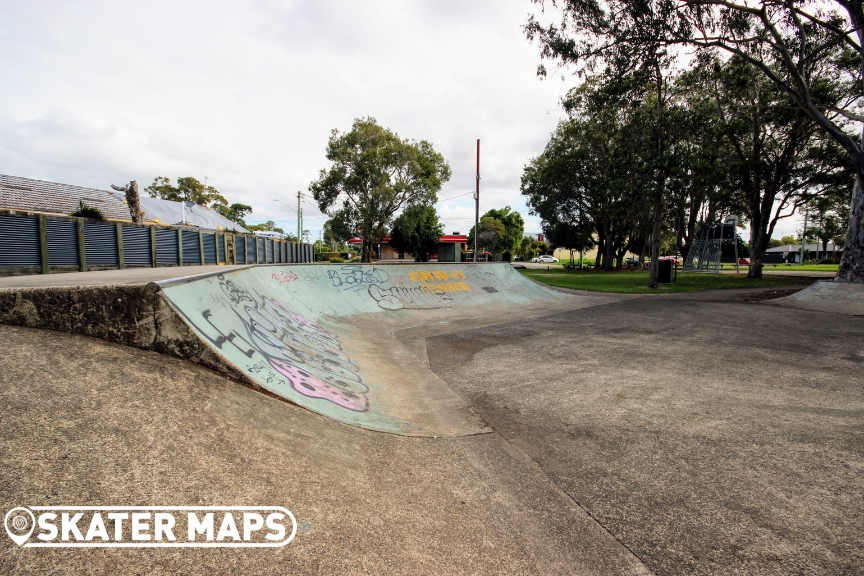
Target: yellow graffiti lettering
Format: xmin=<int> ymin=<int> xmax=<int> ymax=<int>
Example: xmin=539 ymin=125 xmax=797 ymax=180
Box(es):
xmin=411 ymin=269 xmax=468 ymax=283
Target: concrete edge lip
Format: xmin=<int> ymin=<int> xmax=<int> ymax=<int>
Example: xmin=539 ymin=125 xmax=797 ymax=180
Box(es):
xmin=152 ymin=264 xmax=257 ymax=288
xmin=151 ymin=261 xmax=506 ymax=289
xmin=766 ymin=279 xmax=864 ymax=316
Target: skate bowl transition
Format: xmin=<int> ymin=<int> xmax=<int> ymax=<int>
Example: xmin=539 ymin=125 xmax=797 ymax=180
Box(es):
xmin=0 ymin=263 xmax=585 ymax=436
xmin=155 ymin=262 xmax=579 ymax=436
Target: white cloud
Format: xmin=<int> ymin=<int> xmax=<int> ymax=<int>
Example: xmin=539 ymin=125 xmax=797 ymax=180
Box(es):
xmin=0 ymin=0 xmax=571 ymax=236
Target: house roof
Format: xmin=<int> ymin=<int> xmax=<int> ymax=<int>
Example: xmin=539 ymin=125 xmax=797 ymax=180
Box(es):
xmin=0 ymin=174 xmax=132 ymax=220
xmin=0 ymin=174 xmax=248 ymax=233
xmin=137 ymin=196 xmax=249 ymax=233
xmin=765 ymin=242 xmax=841 ymax=253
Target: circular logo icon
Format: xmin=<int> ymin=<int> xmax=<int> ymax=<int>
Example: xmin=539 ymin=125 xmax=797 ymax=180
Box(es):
xmin=4 ymin=507 xmax=35 ymax=546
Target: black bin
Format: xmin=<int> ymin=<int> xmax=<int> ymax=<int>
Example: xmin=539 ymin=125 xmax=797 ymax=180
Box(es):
xmin=657 ymin=259 xmax=673 ymax=283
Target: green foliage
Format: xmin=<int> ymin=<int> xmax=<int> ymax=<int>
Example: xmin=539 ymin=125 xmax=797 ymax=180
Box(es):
xmin=525 ymin=0 xmax=864 ymax=281
xmin=521 ymin=77 xmax=654 ymax=271
xmin=329 ymin=257 xmax=346 ymax=263
xmin=70 ymin=200 xmax=104 ymax=220
xmin=467 ymin=207 xmax=524 ymax=255
xmin=145 ymin=176 xmax=228 ymax=208
xmin=349 ymin=256 xmax=361 ymax=262
xmin=214 ymin=203 xmax=252 ymax=228
xmin=309 ymin=117 xmax=451 ymax=262
xmin=389 ymin=205 xmax=444 ymax=262
xmin=466 ymin=216 xmax=508 ymax=255
xmin=323 ymin=218 xmax=352 ymax=251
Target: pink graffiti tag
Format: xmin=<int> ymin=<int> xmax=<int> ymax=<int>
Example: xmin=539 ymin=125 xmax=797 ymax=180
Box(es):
xmin=272 ymin=271 xmax=300 ymax=286
xmin=269 ymin=358 xmax=368 ymax=412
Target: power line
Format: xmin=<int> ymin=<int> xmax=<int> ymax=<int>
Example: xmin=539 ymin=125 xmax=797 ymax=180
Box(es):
xmin=435 ymin=191 xmax=474 ymax=204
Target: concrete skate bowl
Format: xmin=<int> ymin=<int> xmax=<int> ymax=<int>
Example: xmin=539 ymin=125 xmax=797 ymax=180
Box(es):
xmin=155 ymin=263 xmax=571 ymax=436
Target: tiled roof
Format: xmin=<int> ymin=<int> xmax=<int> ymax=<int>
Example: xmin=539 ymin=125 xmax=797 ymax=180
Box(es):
xmin=0 ymin=174 xmax=132 ymax=220
xmin=0 ymin=174 xmax=249 ymax=233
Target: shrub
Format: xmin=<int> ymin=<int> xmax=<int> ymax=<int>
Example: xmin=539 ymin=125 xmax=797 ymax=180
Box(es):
xmin=329 ymin=257 xmax=345 ymax=263
xmin=819 ymin=258 xmax=837 ymax=264
xmin=70 ymin=200 xmax=104 ymax=220
xmin=349 ymin=256 xmax=361 ymax=262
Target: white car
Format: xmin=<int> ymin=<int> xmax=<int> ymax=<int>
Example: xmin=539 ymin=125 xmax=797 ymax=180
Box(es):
xmin=532 ymin=255 xmax=559 ymax=263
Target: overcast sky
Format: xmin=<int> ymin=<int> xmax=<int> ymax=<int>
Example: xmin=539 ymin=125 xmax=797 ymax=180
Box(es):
xmin=0 ymin=0 xmax=802 ymax=241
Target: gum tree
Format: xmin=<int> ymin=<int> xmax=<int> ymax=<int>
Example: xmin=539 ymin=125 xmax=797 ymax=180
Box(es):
xmin=526 ymin=0 xmax=864 ymax=282
xmin=309 ymin=117 xmax=451 ymax=262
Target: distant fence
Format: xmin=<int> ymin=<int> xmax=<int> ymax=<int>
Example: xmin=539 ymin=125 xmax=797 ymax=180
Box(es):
xmin=0 ymin=210 xmax=314 ymax=277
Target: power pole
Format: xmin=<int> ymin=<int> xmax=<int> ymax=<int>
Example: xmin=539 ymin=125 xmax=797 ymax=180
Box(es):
xmin=474 ymin=139 xmax=480 ymax=262
xmin=297 ymin=191 xmax=303 ymax=243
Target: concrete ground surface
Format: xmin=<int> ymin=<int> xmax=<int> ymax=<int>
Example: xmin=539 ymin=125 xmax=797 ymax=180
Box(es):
xmin=1 ymin=278 xmax=862 ymax=574
xmin=427 ymin=291 xmax=864 ymax=576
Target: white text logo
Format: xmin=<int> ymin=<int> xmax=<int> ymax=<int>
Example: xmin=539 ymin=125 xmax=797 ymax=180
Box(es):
xmin=4 ymin=506 xmax=296 ymax=548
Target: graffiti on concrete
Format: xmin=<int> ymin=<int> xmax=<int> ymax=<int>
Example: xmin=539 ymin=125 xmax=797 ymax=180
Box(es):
xmin=327 ymin=265 xmax=390 ymax=291
xmin=408 ymin=269 xmax=471 ymax=295
xmin=365 ymin=268 xmax=471 ymax=310
xmin=176 ymin=275 xmax=369 ymax=412
xmin=368 ymin=284 xmax=453 ymax=311
xmin=272 ymin=270 xmax=300 ymax=286
xmin=298 ymin=266 xmax=327 ymax=282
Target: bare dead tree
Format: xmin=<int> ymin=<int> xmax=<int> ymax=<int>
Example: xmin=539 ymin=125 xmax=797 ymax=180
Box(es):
xmin=111 ymin=180 xmax=144 ymax=224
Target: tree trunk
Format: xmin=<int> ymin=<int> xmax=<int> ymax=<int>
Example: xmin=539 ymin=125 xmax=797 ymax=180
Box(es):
xmin=604 ymin=226 xmax=614 ymax=271
xmin=637 ymin=233 xmax=648 ymax=271
xmin=647 ymin=193 xmax=663 ymax=288
xmin=747 ymin=224 xmax=766 ymax=279
xmin=127 ymin=181 xmax=143 ymax=224
xmin=362 ymin=238 xmax=374 ymax=263
xmin=837 ymin=171 xmax=864 ymax=282
xmin=596 ymin=234 xmax=605 ymax=269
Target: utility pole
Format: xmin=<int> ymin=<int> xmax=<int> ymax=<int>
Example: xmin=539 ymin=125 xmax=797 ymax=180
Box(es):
xmin=297 ymin=191 xmax=303 ymax=243
xmin=474 ymin=139 xmax=480 ymax=262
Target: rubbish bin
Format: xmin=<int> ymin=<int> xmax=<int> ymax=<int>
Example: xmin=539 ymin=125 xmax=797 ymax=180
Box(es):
xmin=657 ymin=259 xmax=673 ymax=283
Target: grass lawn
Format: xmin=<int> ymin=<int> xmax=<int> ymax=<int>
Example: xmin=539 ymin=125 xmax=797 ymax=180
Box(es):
xmin=518 ymin=268 xmax=813 ymax=294
xmin=757 ymin=264 xmax=839 ymax=272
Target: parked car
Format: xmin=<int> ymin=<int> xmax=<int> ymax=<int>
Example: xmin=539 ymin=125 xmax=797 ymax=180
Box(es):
xmin=738 ymin=258 xmax=751 ymax=265
xmin=644 ymin=256 xmax=681 ymax=266
xmin=532 ymin=255 xmax=559 ymax=263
